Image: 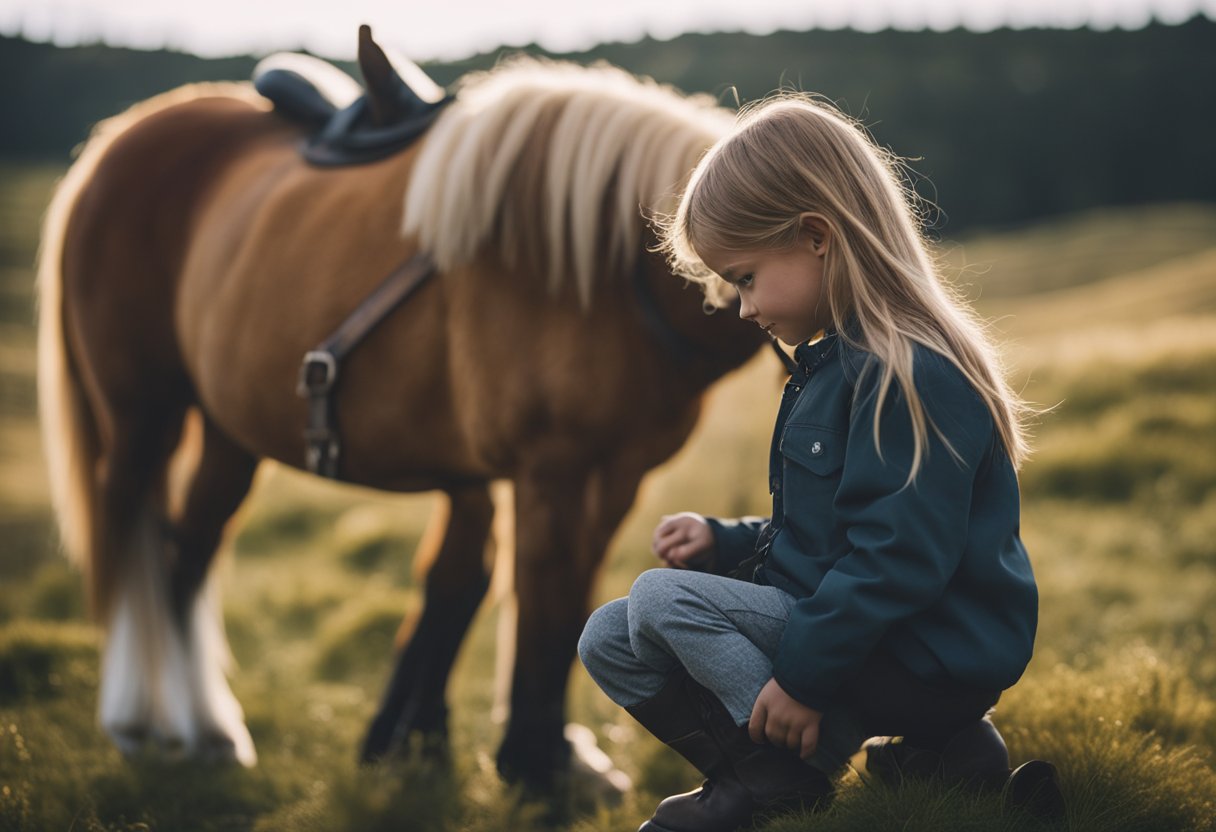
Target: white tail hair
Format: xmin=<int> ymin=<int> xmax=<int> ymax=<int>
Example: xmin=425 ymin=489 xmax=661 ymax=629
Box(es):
xmin=403 ymin=56 xmax=734 ymax=307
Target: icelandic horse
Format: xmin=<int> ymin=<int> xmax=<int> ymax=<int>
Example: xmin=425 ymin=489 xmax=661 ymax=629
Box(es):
xmin=37 ymin=42 xmax=766 ymax=791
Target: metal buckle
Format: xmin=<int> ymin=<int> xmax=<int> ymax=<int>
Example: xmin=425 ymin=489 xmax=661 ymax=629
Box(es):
xmin=297 ymin=350 xmax=338 ymax=397
xmin=305 ymin=437 xmax=341 ymax=476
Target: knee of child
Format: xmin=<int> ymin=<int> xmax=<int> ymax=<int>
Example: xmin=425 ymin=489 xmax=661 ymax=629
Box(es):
xmin=578 ymin=597 xmax=626 ymax=673
xmin=577 ymin=609 xmax=606 ymax=670
xmin=627 ymin=568 xmax=679 ymax=635
xmin=629 ymin=567 xmax=673 ymax=606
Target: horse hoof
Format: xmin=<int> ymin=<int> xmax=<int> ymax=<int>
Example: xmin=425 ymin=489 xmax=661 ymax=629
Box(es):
xmin=104 ymin=722 xmax=190 ymax=761
xmin=198 ymin=729 xmax=258 ymax=767
xmin=497 ymin=721 xmax=630 ymax=810
xmin=106 ymin=723 xmax=149 ymax=758
xmin=156 ymin=733 xmax=191 ymax=760
xmin=565 ymin=723 xmax=632 ymax=803
xmin=105 ymin=721 xmax=256 ymax=767
xmin=505 ymin=724 xmax=632 ymax=824
xmin=362 ymin=727 xmax=450 ymax=766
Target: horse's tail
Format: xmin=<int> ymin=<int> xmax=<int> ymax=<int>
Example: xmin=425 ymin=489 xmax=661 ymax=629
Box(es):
xmin=39 ymin=83 xmax=261 ymax=623
xmin=37 ymin=149 xmax=102 ymax=590
xmin=37 ymin=102 xmax=160 ymax=617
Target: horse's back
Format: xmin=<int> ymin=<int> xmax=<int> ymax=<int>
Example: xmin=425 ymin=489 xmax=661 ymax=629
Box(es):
xmin=71 ymin=84 xmax=285 ymax=239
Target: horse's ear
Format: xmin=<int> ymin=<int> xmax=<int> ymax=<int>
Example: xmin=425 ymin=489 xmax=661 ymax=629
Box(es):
xmin=357 ymin=24 xmax=408 ymax=127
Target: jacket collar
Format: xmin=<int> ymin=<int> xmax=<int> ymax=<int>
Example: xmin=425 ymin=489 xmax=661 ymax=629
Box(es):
xmin=793 ymin=319 xmax=847 ymax=374
xmin=792 ymin=314 xmax=863 ymax=371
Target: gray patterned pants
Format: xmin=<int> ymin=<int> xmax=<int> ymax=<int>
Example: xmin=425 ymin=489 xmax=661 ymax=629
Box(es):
xmin=577 ymin=568 xmax=866 ymax=774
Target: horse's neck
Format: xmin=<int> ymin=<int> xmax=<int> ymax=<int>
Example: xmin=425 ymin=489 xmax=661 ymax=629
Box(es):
xmin=638 ymin=253 xmax=766 ymax=380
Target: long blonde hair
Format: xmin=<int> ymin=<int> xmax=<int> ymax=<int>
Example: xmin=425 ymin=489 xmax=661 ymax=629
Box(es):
xmin=658 ymin=94 xmax=1031 ymax=475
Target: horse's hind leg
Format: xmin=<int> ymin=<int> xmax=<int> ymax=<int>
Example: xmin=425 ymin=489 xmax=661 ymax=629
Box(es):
xmin=360 ymin=482 xmax=494 ymax=763
xmin=94 ymin=395 xmax=192 ymax=756
xmin=164 ymin=412 xmax=260 ymax=763
xmin=99 ymin=408 xmax=258 ymax=765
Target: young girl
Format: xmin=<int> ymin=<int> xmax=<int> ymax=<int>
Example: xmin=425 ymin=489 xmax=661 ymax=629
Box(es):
xmin=578 ymin=95 xmax=1062 ymax=832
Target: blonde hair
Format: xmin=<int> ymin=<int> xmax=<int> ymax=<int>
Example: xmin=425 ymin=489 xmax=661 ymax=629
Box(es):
xmin=403 ymin=56 xmax=733 ymax=308
xmin=658 ymin=94 xmax=1031 ymax=475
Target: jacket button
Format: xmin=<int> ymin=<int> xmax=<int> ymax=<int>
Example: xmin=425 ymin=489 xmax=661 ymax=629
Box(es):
xmin=811 ymin=441 xmax=823 ymax=455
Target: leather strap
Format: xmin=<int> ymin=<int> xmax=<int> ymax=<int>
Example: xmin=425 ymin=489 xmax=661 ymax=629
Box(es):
xmin=297 ymin=251 xmax=437 ymax=478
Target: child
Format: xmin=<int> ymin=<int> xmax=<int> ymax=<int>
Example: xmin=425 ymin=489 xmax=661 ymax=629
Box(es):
xmin=577 ymin=95 xmax=1062 ymax=832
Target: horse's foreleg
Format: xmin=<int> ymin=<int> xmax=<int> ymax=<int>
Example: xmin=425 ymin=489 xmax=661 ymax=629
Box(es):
xmin=361 ymin=482 xmax=494 ymax=763
xmin=496 ymin=458 xmax=643 ymax=790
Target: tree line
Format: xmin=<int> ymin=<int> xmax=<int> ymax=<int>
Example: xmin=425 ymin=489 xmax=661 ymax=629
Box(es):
xmin=2 ymin=16 xmax=1213 ymax=233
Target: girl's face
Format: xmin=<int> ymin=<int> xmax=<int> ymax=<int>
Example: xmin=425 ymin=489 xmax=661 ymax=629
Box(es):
xmin=701 ymin=239 xmax=828 ymax=346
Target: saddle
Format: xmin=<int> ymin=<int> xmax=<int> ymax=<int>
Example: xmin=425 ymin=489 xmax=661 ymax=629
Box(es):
xmin=264 ymin=27 xmax=449 ymax=475
xmin=253 ymin=24 xmax=453 ymax=166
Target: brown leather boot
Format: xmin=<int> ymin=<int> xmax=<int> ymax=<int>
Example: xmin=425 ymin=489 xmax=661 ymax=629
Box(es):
xmin=626 ymin=672 xmax=746 ymax=832
xmin=704 ymin=699 xmax=834 ymax=819
xmin=864 ymin=718 xmax=1064 ymax=821
xmin=864 ymin=715 xmax=1010 ymax=789
xmin=1003 ymin=760 xmax=1066 ymax=820
xmin=625 ymin=672 xmax=725 ymax=779
xmin=626 ymin=674 xmax=832 ymax=832
xmin=638 ymin=775 xmax=759 ymax=832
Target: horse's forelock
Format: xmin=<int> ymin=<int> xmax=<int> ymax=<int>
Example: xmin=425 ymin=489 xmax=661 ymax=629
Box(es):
xmin=401 ymin=58 xmax=734 ymax=307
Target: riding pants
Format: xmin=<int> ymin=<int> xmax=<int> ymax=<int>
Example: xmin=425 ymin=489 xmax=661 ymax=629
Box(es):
xmin=578 ymin=568 xmax=1000 ymax=775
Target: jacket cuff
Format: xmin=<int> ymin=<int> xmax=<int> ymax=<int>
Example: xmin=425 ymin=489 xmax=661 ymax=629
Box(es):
xmin=704 ymin=516 xmax=767 ymax=577
xmin=771 ymin=664 xmax=835 ymax=713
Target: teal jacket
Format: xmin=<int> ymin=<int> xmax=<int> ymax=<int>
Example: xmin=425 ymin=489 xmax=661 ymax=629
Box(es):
xmin=706 ymin=331 xmax=1038 ymax=712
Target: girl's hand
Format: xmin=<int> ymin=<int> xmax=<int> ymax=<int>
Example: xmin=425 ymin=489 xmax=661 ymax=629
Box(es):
xmin=748 ymin=677 xmax=822 ymax=760
xmin=652 ymin=512 xmax=715 ymax=570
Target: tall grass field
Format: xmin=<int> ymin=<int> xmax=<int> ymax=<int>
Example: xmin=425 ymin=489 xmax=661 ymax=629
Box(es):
xmin=1 ymin=162 xmax=1214 ymax=831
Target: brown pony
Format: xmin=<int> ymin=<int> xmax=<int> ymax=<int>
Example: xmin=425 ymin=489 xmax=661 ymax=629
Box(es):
xmin=37 ymin=46 xmax=764 ymax=790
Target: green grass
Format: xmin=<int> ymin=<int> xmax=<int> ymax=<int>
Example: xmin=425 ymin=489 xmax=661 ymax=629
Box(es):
xmin=937 ymin=201 xmax=1216 ymax=300
xmin=2 ymin=163 xmax=1215 ymax=830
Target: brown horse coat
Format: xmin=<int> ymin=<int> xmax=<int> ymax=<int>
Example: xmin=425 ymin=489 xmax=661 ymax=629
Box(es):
xmin=39 ymin=57 xmax=765 ymax=785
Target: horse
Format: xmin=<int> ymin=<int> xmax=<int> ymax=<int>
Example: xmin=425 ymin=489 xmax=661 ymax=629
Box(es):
xmin=37 ymin=36 xmax=765 ymax=792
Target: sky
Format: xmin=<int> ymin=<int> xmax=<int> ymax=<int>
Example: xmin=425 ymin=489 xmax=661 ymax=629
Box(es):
xmin=2 ymin=0 xmax=1214 ymax=62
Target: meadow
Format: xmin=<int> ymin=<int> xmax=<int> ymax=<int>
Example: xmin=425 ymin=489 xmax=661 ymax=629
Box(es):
xmin=1 ymin=162 xmax=1214 ymax=831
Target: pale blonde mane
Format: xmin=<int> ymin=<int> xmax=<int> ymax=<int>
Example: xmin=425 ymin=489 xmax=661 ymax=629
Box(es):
xmin=403 ymin=56 xmax=734 ymax=306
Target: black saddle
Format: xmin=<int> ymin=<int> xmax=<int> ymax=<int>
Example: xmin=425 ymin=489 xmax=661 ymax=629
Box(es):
xmin=253 ymin=25 xmax=453 ymax=166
